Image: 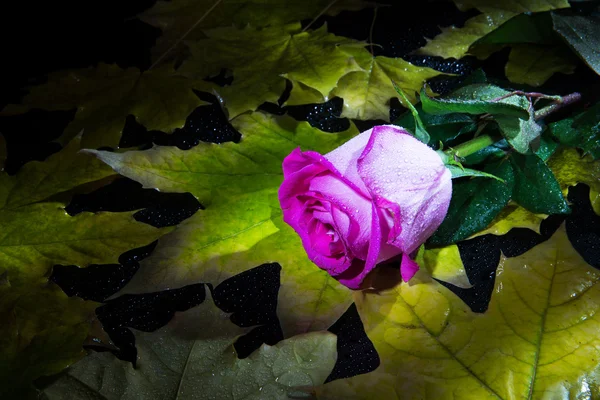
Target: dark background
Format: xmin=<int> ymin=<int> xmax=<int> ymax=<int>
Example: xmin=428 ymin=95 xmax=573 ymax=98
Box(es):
xmin=1 ymin=0 xmax=599 ymax=387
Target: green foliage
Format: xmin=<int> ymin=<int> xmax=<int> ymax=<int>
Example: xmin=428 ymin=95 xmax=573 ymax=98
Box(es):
xmin=416 ymin=0 xmax=570 ymax=59
xmin=468 ymin=12 xmax=578 ymax=86
xmin=317 ymin=225 xmax=600 ymax=399
xmin=495 ymin=112 xmax=542 ymax=154
xmin=395 ymin=107 xmax=476 ymax=148
xmin=509 ymin=153 xmax=570 ymax=214
xmin=504 ymin=44 xmax=577 ymax=86
xmin=2 ymin=1 xmax=600 ymax=398
xmin=179 ymin=24 xmax=365 ymax=119
xmin=0 ymin=136 xmax=170 ymax=397
xmin=41 ymin=290 xmax=337 ymax=399
xmin=552 ymin=12 xmax=600 ymax=76
xmin=429 ymin=160 xmax=514 ymax=246
xmin=331 ymin=49 xmax=443 ymax=121
xmin=547 ymin=102 xmax=600 ymax=159
xmin=1 ymin=64 xmax=208 ymax=148
xmin=420 ymin=84 xmax=530 ymax=119
xmin=139 ymin=0 xmax=369 ymax=63
xmin=0 ymin=281 xmax=97 ymax=399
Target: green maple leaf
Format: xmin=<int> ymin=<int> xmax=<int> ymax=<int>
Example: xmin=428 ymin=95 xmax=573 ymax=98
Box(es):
xmin=328 ymin=47 xmax=443 ymax=121
xmin=416 ymin=0 xmax=570 ymax=60
xmin=317 ymin=225 xmax=600 ymax=399
xmin=40 ymin=289 xmax=338 ymax=400
xmin=0 ymin=136 xmax=170 ymax=285
xmin=139 ymin=0 xmax=369 ymax=64
xmin=178 ymin=24 xmax=363 ymax=118
xmin=88 ymin=112 xmax=358 ymax=336
xmin=178 ymin=24 xmax=364 ymax=119
xmin=0 ymin=136 xmax=170 ymax=397
xmin=1 ymin=64 xmax=209 ymax=148
xmin=0 ymin=280 xmax=98 ymax=399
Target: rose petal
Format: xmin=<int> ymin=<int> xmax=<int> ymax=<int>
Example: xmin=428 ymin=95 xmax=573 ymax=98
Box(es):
xmin=309 ymin=174 xmax=372 ymax=259
xmin=401 ymin=252 xmax=420 ymax=282
xmin=324 ymin=129 xmax=373 ymax=197
xmin=357 ymin=125 xmax=452 ymax=254
xmin=337 ymin=202 xmax=384 ymax=289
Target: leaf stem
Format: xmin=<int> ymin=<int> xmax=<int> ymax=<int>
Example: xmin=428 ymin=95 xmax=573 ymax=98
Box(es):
xmin=447 ymin=133 xmax=498 ymax=158
xmin=534 ymin=91 xmax=582 ymax=120
xmin=149 ymin=0 xmax=223 ymax=70
xmin=369 ymin=7 xmax=378 ymax=55
xmin=301 ymin=0 xmax=338 ymax=33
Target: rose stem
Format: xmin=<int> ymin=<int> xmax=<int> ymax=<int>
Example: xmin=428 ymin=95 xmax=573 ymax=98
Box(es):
xmin=534 ymin=91 xmax=582 ymax=120
xmin=448 ymin=134 xmax=498 ymax=158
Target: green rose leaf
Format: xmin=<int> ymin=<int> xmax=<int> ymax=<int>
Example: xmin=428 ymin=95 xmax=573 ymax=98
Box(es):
xmin=395 ymin=104 xmax=476 ymax=147
xmin=509 ymin=152 xmax=570 ymax=214
xmin=429 ymin=160 xmax=514 ymax=246
xmin=41 ymin=289 xmax=338 ymax=400
xmin=552 ymin=12 xmax=600 ymax=75
xmin=420 ymin=84 xmax=530 ymax=119
xmin=547 ymin=102 xmax=600 ymax=160
xmin=495 ymin=111 xmax=543 ymax=154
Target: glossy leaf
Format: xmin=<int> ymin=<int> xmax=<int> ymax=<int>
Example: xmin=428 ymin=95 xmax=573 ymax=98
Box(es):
xmin=547 ymin=102 xmax=600 ymax=160
xmin=417 ymin=0 xmax=569 ymax=59
xmin=329 ymin=47 xmax=443 ymax=121
xmin=552 ymin=12 xmax=600 ymax=75
xmin=1 ymin=64 xmax=208 ymax=148
xmin=496 ymin=111 xmax=543 ymax=154
xmin=420 ymin=84 xmax=530 ymax=119
xmin=88 ymin=113 xmax=358 ymax=336
xmin=429 ymin=160 xmax=514 ymax=246
xmin=509 ymin=152 xmax=570 ymax=214
xmin=179 ymin=24 xmax=363 ymax=119
xmin=41 ymin=291 xmax=337 ymax=399
xmin=139 ymin=0 xmax=368 ymax=63
xmin=395 ymin=105 xmax=476 ymax=147
xmin=317 ymin=225 xmax=600 ymax=399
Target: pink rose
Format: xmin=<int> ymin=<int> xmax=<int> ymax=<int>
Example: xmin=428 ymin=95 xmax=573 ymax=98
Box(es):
xmin=278 ymin=125 xmax=452 ymax=289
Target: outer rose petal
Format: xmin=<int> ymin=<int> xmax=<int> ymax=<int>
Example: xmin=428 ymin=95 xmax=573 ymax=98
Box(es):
xmin=325 ymin=129 xmax=373 ymax=197
xmin=337 ymin=202 xmax=384 ymax=289
xmin=279 ymin=148 xmax=372 ymax=276
xmin=357 ymin=125 xmax=452 ymax=253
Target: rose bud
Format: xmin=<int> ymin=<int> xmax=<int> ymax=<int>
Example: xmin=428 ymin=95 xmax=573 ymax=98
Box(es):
xmin=278 ymin=125 xmax=452 ymax=289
